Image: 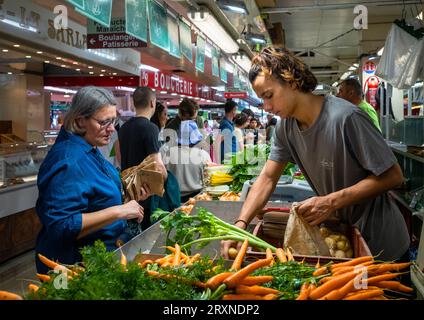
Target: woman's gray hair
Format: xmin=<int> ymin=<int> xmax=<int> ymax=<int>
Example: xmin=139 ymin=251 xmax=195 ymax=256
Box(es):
xmin=64 ymin=86 xmax=117 ymax=135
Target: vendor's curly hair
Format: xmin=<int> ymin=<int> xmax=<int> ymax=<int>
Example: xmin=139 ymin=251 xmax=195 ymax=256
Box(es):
xmin=249 ymin=47 xmax=317 ymax=93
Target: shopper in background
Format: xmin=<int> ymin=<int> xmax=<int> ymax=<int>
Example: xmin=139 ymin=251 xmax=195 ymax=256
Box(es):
xmin=233 ymin=112 xmax=249 ymax=151
xmin=222 ymin=46 xmax=409 ymax=263
xmin=218 ymin=100 xmax=238 ymax=162
xmin=241 ymin=108 xmax=255 ymax=122
xmin=165 ymin=97 xmax=199 ymax=139
xmin=35 ymin=86 xmax=150 ymax=274
xmin=164 ymin=120 xmax=211 ymax=203
xmin=266 ymin=117 xmax=277 ymax=143
xmin=203 ymin=119 xmax=212 ymax=136
xmin=119 ymin=87 xmax=167 ymax=235
xmin=150 ymin=101 xmax=168 ymax=145
xmin=247 ymin=117 xmax=260 ymax=145
xmin=337 ymin=78 xmax=381 ymax=131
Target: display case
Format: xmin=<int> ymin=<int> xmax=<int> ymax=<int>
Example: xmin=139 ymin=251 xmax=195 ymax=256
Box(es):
xmin=0 ymin=141 xmax=50 ymax=188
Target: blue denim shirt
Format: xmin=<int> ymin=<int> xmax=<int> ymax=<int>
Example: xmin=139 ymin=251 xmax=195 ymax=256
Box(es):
xmin=219 ymin=117 xmax=237 ymax=161
xmin=35 ymin=127 xmax=126 ymax=273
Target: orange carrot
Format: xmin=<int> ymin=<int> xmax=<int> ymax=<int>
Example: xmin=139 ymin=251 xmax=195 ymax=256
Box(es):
xmin=296 ymin=283 xmax=311 ymax=300
xmin=374 ymin=262 xmax=412 ymax=274
xmin=344 ymin=288 xmax=384 ymax=300
xmin=332 ymin=261 xmax=374 ymax=276
xmin=185 ymin=253 xmax=201 ymax=266
xmin=313 ymin=266 xmax=328 ymax=277
xmin=206 ymin=272 xmax=234 ymax=290
xmin=366 ymin=272 xmax=402 ymax=285
xmin=266 ymin=248 xmax=274 ymax=266
xmin=120 ymin=250 xmax=127 ymax=267
xmin=37 ymin=254 xmax=73 ymax=274
xmin=224 ymin=258 xmax=273 ymax=288
xmin=36 ymin=273 xmax=51 ymax=282
xmin=309 ymin=271 xmax=360 ymax=300
xmin=235 ymin=285 xmax=280 ymax=295
xmin=230 ymin=238 xmax=249 ymax=271
xmin=139 ymin=259 xmax=154 ymax=268
xmin=239 ymin=276 xmax=274 ymax=286
xmin=275 ymin=248 xmax=287 ymax=263
xmin=285 ymin=247 xmax=294 ymax=261
xmin=173 ymin=243 xmax=181 ymax=266
xmin=263 ymin=293 xmax=279 ymax=300
xmin=28 ymin=284 xmax=39 ymax=293
xmin=0 ymin=291 xmax=23 ymax=300
xmin=315 ymin=259 xmax=320 ymax=269
xmin=374 ymin=281 xmax=414 ymax=293
xmin=330 ymin=256 xmax=373 ymax=271
xmin=321 ymin=271 xmax=365 ymax=300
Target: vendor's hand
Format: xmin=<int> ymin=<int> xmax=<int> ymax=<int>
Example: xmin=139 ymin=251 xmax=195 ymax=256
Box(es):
xmin=296 ymin=196 xmax=335 ymax=226
xmin=118 ymin=200 xmax=144 ymax=223
xmin=139 ymin=183 xmax=151 ymax=201
xmin=220 ymin=220 xmax=246 ymax=259
xmin=221 ymin=240 xmax=243 ymax=259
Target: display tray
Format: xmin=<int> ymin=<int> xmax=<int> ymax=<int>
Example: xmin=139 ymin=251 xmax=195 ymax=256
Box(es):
xmin=247 ymin=219 xmax=372 ymax=263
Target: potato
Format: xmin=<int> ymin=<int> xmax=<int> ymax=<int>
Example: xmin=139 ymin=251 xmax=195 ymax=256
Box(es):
xmin=228 ymin=247 xmax=238 ymax=259
xmin=345 ymin=249 xmax=353 ymax=258
xmin=325 ymin=237 xmax=337 ymax=250
xmin=335 ymin=250 xmax=347 ymax=258
xmin=336 ymin=240 xmax=349 ymax=251
xmin=320 ymin=227 xmax=330 ymax=238
xmin=329 ymin=234 xmax=341 ymax=242
xmin=339 ymin=235 xmax=349 ymax=242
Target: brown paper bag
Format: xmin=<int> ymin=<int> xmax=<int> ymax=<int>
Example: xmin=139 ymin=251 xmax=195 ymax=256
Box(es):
xmin=283 ymin=204 xmax=331 ymax=256
xmin=137 ymin=169 xmax=164 ymax=197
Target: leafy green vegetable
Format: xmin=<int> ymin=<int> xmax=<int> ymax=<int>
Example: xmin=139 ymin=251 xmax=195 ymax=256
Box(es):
xmin=25 ymin=241 xmax=214 ymax=300
xmin=252 ymin=261 xmax=315 ymax=300
xmin=158 ymin=207 xmax=276 ymax=255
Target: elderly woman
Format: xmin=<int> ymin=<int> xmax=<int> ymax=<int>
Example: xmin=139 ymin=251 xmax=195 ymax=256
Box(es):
xmin=35 ymin=86 xmax=150 ymax=274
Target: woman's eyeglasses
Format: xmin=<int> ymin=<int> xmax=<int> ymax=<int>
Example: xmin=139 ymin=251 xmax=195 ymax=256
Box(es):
xmin=91 ymin=117 xmax=118 ymax=128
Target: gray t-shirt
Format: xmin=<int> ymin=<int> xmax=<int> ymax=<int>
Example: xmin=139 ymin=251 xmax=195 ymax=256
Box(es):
xmin=269 ymin=95 xmax=409 ymax=260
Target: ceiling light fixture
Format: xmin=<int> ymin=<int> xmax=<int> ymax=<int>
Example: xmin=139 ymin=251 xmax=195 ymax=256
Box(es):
xmin=73 ymin=62 xmax=78 ymax=65
xmin=115 ymin=86 xmax=136 ymax=92
xmin=377 ymin=47 xmax=384 ymax=56
xmin=44 ymin=86 xmax=77 ymax=94
xmin=217 ymin=0 xmax=249 ymax=15
xmin=0 ymin=18 xmax=37 ymax=32
xmin=243 ymin=24 xmax=267 ymax=45
xmin=25 ymin=55 xmax=31 ymax=58
xmin=7 ymin=72 xmax=12 ymax=75
xmin=87 ymin=49 xmax=117 ymax=61
xmin=61 ymin=64 xmax=66 ymax=67
xmin=44 ymin=60 xmax=50 ymax=63
xmin=2 ymin=49 xmax=8 ymax=52
xmin=56 ymin=57 xmax=62 ymax=60
xmin=88 ymin=66 xmax=93 ymax=69
xmin=13 ymin=44 xmax=20 ymax=47
xmin=139 ymin=64 xmax=159 ymax=72
xmin=189 ymin=7 xmax=239 ymax=54
xmin=36 ymin=51 xmax=43 ymax=54
xmin=89 ymin=71 xmax=94 ymax=75
xmin=101 ymin=69 xmax=106 ymax=72
xmin=76 ymin=68 xmax=80 ymax=71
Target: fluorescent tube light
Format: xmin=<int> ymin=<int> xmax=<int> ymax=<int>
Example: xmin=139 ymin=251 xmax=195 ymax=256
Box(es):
xmin=189 ymin=9 xmax=239 ymax=54
xmin=44 ymin=86 xmax=77 ymax=94
xmin=217 ymin=0 xmax=249 ymax=15
xmin=0 ymin=18 xmax=37 ymax=32
xmin=139 ymin=64 xmax=159 ymax=72
xmin=115 ymin=86 xmax=136 ymax=92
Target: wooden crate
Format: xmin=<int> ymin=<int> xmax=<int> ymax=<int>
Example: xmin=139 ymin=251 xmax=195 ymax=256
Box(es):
xmin=247 ymin=219 xmax=372 ymax=264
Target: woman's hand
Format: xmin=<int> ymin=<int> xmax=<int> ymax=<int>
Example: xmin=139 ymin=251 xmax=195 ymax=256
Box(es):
xmin=138 ymin=183 xmax=151 ymax=201
xmin=118 ymin=200 xmax=144 ymax=223
xmin=296 ymin=196 xmax=336 ymax=226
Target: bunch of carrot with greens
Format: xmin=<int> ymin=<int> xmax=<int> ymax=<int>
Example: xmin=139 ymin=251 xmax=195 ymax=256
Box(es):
xmin=297 ymin=255 xmax=414 ymax=300
xmin=154 ymin=207 xmax=276 ymax=255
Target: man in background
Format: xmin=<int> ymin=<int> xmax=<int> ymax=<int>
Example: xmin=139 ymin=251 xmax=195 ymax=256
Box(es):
xmin=337 ymin=78 xmax=381 ymax=131
xmin=219 ymin=100 xmax=238 ymax=162
xmin=119 ymin=87 xmax=167 ymax=234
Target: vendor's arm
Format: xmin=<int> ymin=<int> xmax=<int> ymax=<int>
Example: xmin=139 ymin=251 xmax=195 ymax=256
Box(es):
xmin=235 ymin=159 xmax=287 ymax=229
xmin=298 ymin=164 xmax=404 ymax=226
xmin=78 ymin=200 xmax=145 ymax=239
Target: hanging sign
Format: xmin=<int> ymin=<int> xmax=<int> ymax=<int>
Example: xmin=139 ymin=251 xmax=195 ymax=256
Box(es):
xmin=87 ymin=17 xmax=147 ymax=48
xmin=211 ymin=46 xmax=220 ymax=77
xmin=125 ymin=0 xmax=148 ymax=42
xmin=168 ymin=15 xmax=181 ymax=58
xmin=75 ymin=0 xmax=113 ymax=28
xmin=179 ymin=19 xmax=193 ymax=63
xmin=195 ymin=35 xmax=206 ymax=72
xmin=66 ymin=0 xmax=84 ymax=10
xmin=220 ymin=58 xmax=227 ymax=83
xmin=147 ymin=0 xmax=169 ymax=52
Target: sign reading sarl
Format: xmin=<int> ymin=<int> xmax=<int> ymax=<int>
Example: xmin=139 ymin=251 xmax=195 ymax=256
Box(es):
xmin=224 ymin=91 xmax=248 ymax=99
xmin=87 ymin=17 xmax=147 ymax=49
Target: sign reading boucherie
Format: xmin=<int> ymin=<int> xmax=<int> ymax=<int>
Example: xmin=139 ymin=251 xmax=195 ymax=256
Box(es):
xmin=87 ymin=17 xmax=146 ymax=48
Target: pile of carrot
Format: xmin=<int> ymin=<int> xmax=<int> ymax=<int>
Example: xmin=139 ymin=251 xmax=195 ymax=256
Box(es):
xmin=200 ymin=239 xmax=298 ymax=300
xmin=297 ymin=256 xmax=414 ymax=300
xmin=136 ymin=244 xmax=202 ymax=269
